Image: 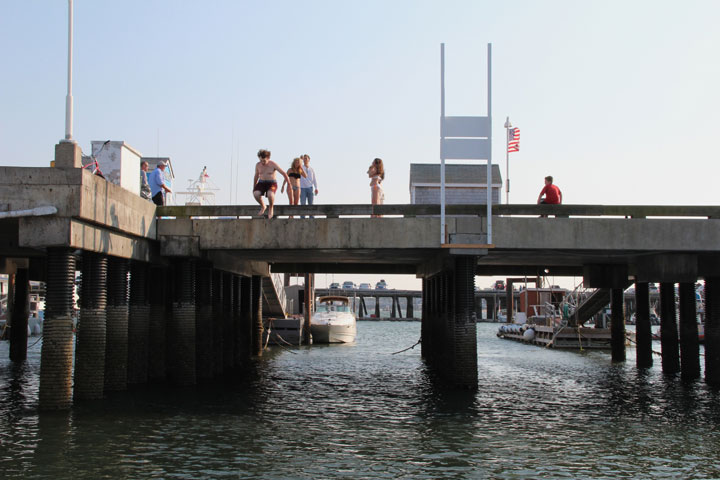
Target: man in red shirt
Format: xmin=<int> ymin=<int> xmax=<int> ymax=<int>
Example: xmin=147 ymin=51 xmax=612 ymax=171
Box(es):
xmin=537 ymin=175 xmax=562 ymax=205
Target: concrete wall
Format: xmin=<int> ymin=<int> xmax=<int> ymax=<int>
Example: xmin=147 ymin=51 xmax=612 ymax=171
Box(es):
xmin=0 ymin=167 xmax=157 ymax=261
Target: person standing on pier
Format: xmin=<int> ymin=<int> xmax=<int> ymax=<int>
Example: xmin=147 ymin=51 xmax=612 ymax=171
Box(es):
xmin=367 ymin=158 xmax=385 ymax=218
xmin=300 ymin=154 xmax=319 ymax=218
xmin=140 ymin=161 xmax=152 ymax=201
xmin=253 ymin=149 xmax=290 ymax=219
xmin=281 ymin=157 xmax=307 ymax=209
xmin=537 ymin=175 xmax=562 ymax=205
xmin=150 ymin=160 xmax=172 ymax=206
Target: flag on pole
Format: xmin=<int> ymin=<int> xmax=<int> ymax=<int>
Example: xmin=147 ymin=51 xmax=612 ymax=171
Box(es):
xmin=508 ymin=127 xmax=520 ymax=153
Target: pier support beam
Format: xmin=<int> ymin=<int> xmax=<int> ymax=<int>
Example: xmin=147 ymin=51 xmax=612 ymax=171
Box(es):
xmin=8 ymin=268 xmax=29 ymax=362
xmin=105 ymin=257 xmax=129 ymax=392
xmin=610 ymin=288 xmax=626 ymax=362
xmin=375 ymin=296 xmax=381 ymax=318
xmin=451 ymin=256 xmax=478 ymax=388
xmin=303 ymin=273 xmax=313 ymax=345
xmin=148 ymin=265 xmax=167 ymax=381
xmin=421 ymin=278 xmax=428 ymax=359
xmin=212 ymin=269 xmax=224 ymax=376
xmin=634 ymin=282 xmax=653 ymax=368
xmin=391 ymin=296 xmax=398 ymax=318
xmin=678 ymin=282 xmax=700 ymax=380
xmin=421 ymin=257 xmax=477 ymax=389
xmin=195 ymin=262 xmax=213 ymax=381
xmin=239 ymin=276 xmax=252 ymax=363
xmin=406 ymin=296 xmax=414 ymax=319
xmin=252 ymin=275 xmax=263 ymax=356
xmin=39 ymin=248 xmax=76 ymax=410
xmin=169 ymin=259 xmax=196 ymax=386
xmin=232 ymin=275 xmax=242 ymax=367
xmin=705 ymin=277 xmax=720 ymax=385
xmin=660 ymin=282 xmax=680 ymax=375
xmin=223 ymin=272 xmax=234 ymax=371
xmin=128 ymin=261 xmax=150 ymax=385
xmin=74 ymin=252 xmax=107 ymax=400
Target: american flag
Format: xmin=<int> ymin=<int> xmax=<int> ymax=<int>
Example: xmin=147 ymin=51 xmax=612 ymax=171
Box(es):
xmin=507 ymin=127 xmax=520 ymax=153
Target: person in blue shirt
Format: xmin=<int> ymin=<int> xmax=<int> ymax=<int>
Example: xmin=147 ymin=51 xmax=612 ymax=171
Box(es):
xmin=149 ymin=160 xmax=172 ymax=206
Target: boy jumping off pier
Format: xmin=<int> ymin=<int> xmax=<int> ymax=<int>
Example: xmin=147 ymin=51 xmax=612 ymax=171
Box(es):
xmin=253 ymin=149 xmax=290 ymax=219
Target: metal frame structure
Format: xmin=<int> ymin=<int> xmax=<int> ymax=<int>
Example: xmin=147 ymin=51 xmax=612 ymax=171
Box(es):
xmin=440 ymin=43 xmax=492 ymax=245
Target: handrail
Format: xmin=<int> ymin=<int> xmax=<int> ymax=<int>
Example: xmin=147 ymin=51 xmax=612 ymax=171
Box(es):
xmin=157 ymin=203 xmax=720 ymax=219
xmin=271 ymin=272 xmax=287 ymax=318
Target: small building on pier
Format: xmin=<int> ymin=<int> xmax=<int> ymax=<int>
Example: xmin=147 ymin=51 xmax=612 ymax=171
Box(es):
xmin=408 ymin=163 xmax=502 ymax=204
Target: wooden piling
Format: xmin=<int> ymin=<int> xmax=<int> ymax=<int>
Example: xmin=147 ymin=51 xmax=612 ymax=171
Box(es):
xmin=610 ymin=288 xmax=626 ymax=362
xmin=660 ymin=282 xmax=680 ymax=374
xmin=8 ymin=268 xmax=29 ymax=362
xmin=678 ymin=282 xmax=700 ymax=380
xmin=634 ymin=282 xmax=652 ymax=368
xmin=705 ymin=277 xmax=720 ymax=385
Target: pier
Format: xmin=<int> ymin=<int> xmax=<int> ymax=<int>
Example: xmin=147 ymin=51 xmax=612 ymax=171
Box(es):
xmin=1 ymin=149 xmax=720 ymax=408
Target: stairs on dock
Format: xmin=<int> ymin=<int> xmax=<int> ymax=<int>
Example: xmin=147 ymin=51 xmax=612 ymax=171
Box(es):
xmin=575 ymin=288 xmax=611 ymax=324
xmin=574 ymin=280 xmax=632 ymax=325
xmin=262 ymin=273 xmax=287 ymax=318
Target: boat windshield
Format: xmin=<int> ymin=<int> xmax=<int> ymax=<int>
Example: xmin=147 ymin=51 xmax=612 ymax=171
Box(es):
xmin=318 ymin=302 xmax=350 ymax=313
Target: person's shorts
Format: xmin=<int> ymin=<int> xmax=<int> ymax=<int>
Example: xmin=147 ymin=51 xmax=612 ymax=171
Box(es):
xmin=253 ymin=180 xmax=277 ymax=197
xmin=292 ymin=185 xmax=300 ymax=191
xmin=152 ymin=192 xmax=164 ymax=206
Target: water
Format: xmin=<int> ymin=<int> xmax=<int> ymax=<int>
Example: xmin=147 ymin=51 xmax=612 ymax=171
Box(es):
xmin=2 ymin=323 xmax=720 ymax=479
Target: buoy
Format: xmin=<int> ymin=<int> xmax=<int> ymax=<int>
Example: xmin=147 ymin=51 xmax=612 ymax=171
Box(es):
xmin=523 ymin=328 xmax=535 ymax=341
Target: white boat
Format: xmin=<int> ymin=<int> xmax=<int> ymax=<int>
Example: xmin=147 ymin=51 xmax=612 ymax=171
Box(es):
xmin=311 ymin=296 xmax=357 ymax=344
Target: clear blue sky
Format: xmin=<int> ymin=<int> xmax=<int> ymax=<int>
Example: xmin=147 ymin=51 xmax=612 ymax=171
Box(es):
xmin=2 ymin=1 xmax=718 ymax=290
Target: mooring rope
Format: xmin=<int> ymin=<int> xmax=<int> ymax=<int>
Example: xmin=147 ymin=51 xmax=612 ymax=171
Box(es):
xmin=391 ymin=338 xmax=421 ymax=355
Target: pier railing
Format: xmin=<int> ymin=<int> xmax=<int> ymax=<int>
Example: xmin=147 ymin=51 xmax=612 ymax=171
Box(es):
xmin=158 ymin=204 xmax=720 ymax=219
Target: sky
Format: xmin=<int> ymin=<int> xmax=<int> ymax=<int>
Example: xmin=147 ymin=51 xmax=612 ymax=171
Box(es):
xmin=2 ymin=1 xmax=719 ymax=291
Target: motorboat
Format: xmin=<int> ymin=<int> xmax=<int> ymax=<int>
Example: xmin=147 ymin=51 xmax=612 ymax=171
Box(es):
xmin=311 ymin=296 xmax=357 ymax=344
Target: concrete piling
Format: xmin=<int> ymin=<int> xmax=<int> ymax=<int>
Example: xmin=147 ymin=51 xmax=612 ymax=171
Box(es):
xmin=610 ymin=288 xmax=626 ymax=362
xmin=705 ymin=277 xmax=720 ymax=385
xmin=74 ymin=252 xmax=107 ymax=400
xmin=169 ymin=259 xmax=196 ymax=386
xmin=39 ymin=248 xmax=76 ymax=410
xmin=8 ymin=268 xmax=29 ymax=362
xmin=678 ymin=282 xmax=700 ymax=380
xmin=105 ymin=257 xmax=129 ymax=392
xmin=148 ymin=265 xmax=167 ymax=381
xmin=634 ymin=282 xmax=652 ymax=368
xmin=128 ymin=261 xmax=150 ymax=385
xmin=406 ymin=296 xmax=414 ymax=319
xmin=660 ymin=282 xmax=680 ymax=375
xmin=195 ymin=262 xmax=214 ymax=381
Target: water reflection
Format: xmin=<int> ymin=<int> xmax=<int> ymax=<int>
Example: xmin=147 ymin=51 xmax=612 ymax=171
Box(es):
xmin=2 ymin=324 xmax=720 ymax=478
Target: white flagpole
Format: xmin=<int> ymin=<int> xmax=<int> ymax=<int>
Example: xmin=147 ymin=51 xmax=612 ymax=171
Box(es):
xmin=62 ymin=0 xmax=75 ymax=143
xmin=440 ymin=43 xmax=446 ymax=245
xmin=504 ymin=117 xmax=511 ymax=204
xmin=486 ymin=43 xmax=492 ymax=245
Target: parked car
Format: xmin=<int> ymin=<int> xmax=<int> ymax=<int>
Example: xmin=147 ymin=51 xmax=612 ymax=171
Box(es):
xmin=358 ymin=283 xmax=372 ymax=290
xmin=493 ymin=280 xmax=505 ymax=291
xmin=342 ymin=281 xmax=356 ymax=290
xmin=375 ymin=279 xmax=388 ymax=290
xmin=329 ymin=282 xmax=340 ymax=289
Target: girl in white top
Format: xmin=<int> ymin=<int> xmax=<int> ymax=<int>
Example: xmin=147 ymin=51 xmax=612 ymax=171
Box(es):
xmin=367 ymin=157 xmax=385 ymax=218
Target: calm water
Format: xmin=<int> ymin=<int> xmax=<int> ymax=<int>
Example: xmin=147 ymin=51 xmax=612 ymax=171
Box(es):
xmin=1 ymin=322 xmax=720 ymax=479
